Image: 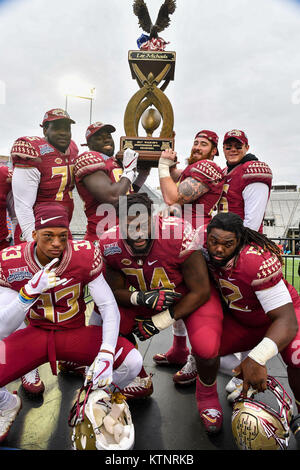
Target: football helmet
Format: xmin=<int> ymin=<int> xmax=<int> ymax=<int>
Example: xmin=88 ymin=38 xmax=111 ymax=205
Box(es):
xmin=232 ymin=376 xmax=293 ymax=450
xmin=68 ymin=385 xmax=135 ymax=450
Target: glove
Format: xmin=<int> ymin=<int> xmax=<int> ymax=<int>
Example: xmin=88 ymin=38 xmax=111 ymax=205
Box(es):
xmin=131 ymin=288 xmax=182 ymax=312
xmin=85 ymin=351 xmax=114 ymax=390
xmin=133 ymin=317 xmax=160 ymax=341
xmin=225 ymin=377 xmax=256 ymax=403
xmin=121 ymin=148 xmax=139 ymax=184
xmin=21 ymin=258 xmax=67 ymax=299
xmin=134 ymin=307 xmax=175 ymax=341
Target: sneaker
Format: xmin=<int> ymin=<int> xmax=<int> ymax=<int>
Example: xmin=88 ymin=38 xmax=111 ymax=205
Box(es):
xmin=121 ymin=374 xmax=153 ymax=400
xmin=0 ymin=393 xmax=22 ymax=442
xmin=153 ymin=347 xmax=189 ymax=366
xmin=196 ymin=377 xmax=223 ymax=435
xmin=58 ymin=361 xmax=86 ymax=377
xmin=173 ymin=354 xmax=197 ymax=385
xmin=225 ymin=377 xmax=243 ymax=403
xmin=21 ymin=369 xmax=45 ymax=396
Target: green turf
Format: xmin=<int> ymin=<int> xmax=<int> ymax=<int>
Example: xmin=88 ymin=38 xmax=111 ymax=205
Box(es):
xmin=283 ymin=256 xmax=300 ymax=292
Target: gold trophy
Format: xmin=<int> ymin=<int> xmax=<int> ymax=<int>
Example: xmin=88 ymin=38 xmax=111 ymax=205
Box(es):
xmin=116 ymin=0 xmax=176 ymax=168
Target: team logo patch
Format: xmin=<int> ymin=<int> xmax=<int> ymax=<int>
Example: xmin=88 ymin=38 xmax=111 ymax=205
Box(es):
xmin=39 ymin=144 xmax=53 ymax=155
xmin=7 ymin=267 xmax=33 ymax=283
xmin=55 ymin=158 xmax=63 ymax=164
xmin=103 ymin=242 xmax=122 ymax=256
xmin=121 ymin=258 xmax=132 ymax=265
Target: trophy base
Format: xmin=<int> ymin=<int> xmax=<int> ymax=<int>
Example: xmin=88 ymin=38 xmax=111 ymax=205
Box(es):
xmin=116 ymin=136 xmax=174 ymax=168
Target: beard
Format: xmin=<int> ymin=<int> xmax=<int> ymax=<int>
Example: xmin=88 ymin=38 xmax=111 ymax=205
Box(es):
xmin=187 ymin=149 xmax=214 ymax=166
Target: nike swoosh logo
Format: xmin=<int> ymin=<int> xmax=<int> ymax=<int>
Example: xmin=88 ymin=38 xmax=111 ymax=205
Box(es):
xmin=123 ymin=157 xmax=137 ymax=169
xmin=95 ymin=360 xmax=110 ymax=379
xmin=228 ymin=277 xmax=236 ymax=281
xmin=148 ymin=260 xmax=157 ymax=266
xmin=145 ymin=294 xmax=155 ymax=305
xmin=40 ymin=216 xmax=63 ymax=225
xmin=31 ymin=270 xmax=44 ymax=289
xmin=227 ymin=178 xmax=232 ymax=182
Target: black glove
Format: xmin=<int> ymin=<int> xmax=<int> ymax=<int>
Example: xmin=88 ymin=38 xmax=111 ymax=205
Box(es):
xmin=135 ymin=288 xmax=182 ymax=312
xmin=133 ymin=317 xmax=160 ymax=341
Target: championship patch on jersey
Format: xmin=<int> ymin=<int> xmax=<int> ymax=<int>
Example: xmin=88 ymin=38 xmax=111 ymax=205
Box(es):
xmin=7 ymin=266 xmax=32 ymax=283
xmin=39 ymin=143 xmax=54 ymax=155
xmin=102 ymin=242 xmax=122 ymax=256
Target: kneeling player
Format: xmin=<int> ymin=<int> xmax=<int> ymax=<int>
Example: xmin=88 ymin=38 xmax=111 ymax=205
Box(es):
xmin=0 ymin=203 xmax=142 ymax=445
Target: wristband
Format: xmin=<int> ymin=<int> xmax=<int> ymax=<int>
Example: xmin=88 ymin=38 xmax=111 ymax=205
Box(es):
xmin=19 ymin=287 xmax=38 ymax=305
xmin=99 ymin=342 xmax=115 ymax=356
xmin=152 ymin=308 xmax=175 ymax=331
xmin=248 ymin=337 xmax=278 ymax=366
xmin=158 ymin=158 xmax=172 ymax=179
xmin=130 ymin=291 xmax=139 ymax=305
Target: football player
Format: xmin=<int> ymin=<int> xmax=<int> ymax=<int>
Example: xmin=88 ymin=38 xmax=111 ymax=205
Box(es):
xmin=98 ymin=193 xmax=224 ymax=433
xmin=0 ymin=203 xmax=142 ymax=444
xmin=154 ymin=130 xmax=224 ymax=385
xmin=218 ymin=129 xmax=272 ymax=232
xmin=10 ymin=108 xmax=78 ymax=395
xmin=11 ymin=108 xmax=78 ymax=243
xmin=201 ymin=211 xmax=300 ymax=435
xmin=74 ymin=121 xmax=150 ymax=242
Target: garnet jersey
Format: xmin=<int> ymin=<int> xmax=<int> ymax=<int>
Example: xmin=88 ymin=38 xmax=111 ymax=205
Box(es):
xmin=74 ymin=151 xmax=132 ymax=242
xmin=218 ymin=160 xmax=272 ymax=232
xmin=11 ymin=136 xmax=78 ymax=221
xmin=0 ymin=240 xmax=103 ymax=329
xmin=209 ymin=244 xmax=300 ymax=328
xmin=99 ymin=215 xmax=197 ymax=297
xmin=179 ymin=160 xmax=224 ymax=227
xmin=0 ymin=166 xmax=12 ymax=241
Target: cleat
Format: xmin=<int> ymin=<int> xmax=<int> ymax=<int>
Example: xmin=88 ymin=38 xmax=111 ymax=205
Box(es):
xmin=121 ymin=374 xmax=153 ymax=400
xmin=0 ymin=393 xmax=22 ymax=442
xmin=196 ymin=377 xmax=223 ymax=435
xmin=173 ymin=354 xmax=197 ymax=386
xmin=21 ymin=369 xmax=45 ymax=396
xmin=58 ymin=361 xmax=86 ymax=377
xmin=153 ymin=347 xmax=189 ymax=366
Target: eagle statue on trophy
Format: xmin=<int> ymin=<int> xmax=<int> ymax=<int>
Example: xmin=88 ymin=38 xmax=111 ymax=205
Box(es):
xmin=133 ymin=0 xmax=176 ymax=50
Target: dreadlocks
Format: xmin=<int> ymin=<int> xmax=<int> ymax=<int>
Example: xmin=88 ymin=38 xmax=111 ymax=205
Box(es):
xmin=207 ymin=212 xmax=283 ymax=264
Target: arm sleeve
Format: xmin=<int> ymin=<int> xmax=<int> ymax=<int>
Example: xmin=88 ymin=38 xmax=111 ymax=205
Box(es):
xmin=255 ymin=279 xmax=292 ymax=314
xmin=0 ymin=286 xmax=32 ymax=340
xmin=88 ymin=272 xmax=120 ymax=353
xmin=12 ymin=167 xmax=41 ymax=241
xmin=242 ymin=182 xmax=269 ymax=231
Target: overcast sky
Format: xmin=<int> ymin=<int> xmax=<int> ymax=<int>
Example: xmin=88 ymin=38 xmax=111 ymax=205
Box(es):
xmin=0 ymin=0 xmax=300 ymax=189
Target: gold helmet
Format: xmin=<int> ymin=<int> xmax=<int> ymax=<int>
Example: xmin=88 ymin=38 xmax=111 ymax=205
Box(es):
xmin=68 ymin=385 xmax=135 ymax=450
xmin=232 ymin=376 xmax=293 ymax=450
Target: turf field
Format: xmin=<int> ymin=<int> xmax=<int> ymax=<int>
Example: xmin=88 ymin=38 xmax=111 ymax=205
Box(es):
xmin=283 ymin=256 xmax=300 ymax=293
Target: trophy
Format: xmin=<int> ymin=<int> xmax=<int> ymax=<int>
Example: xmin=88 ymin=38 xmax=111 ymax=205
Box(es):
xmin=116 ymin=0 xmax=176 ymax=168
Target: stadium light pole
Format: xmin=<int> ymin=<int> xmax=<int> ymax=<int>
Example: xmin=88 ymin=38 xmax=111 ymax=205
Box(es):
xmin=65 ymin=88 xmax=96 ymax=124
xmin=59 ymin=75 xmax=96 ymax=124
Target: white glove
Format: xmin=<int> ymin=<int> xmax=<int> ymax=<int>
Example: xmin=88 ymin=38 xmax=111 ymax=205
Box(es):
xmin=225 ymin=376 xmax=256 ymax=403
xmin=22 ymin=258 xmax=67 ymax=297
xmin=121 ymin=148 xmax=139 ymax=184
xmin=85 ymin=351 xmax=114 ymax=390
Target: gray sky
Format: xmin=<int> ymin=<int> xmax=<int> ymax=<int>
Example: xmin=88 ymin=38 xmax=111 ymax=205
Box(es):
xmin=0 ymin=0 xmax=300 ymax=189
